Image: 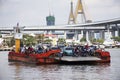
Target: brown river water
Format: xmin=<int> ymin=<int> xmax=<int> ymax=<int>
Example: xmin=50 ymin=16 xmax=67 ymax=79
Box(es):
xmin=0 ymin=49 xmax=120 ymax=80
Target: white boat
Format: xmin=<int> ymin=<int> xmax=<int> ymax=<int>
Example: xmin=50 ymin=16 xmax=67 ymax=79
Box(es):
xmin=103 ymin=39 xmax=115 ymax=48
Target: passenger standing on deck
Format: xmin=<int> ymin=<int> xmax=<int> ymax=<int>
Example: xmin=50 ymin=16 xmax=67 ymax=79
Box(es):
xmin=75 ymin=47 xmax=79 ymax=56
xmin=37 ymin=46 xmax=43 ymax=54
xmin=85 ymin=44 xmax=89 ymax=50
xmin=21 ymin=45 xmax=26 ymax=53
xmin=28 ymin=46 xmax=34 ymax=53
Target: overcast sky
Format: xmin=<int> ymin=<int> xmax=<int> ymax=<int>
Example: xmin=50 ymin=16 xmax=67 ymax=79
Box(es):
xmin=0 ymin=0 xmax=120 ymax=27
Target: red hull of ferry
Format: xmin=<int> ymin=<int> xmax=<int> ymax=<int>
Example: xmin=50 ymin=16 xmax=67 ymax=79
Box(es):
xmin=8 ymin=49 xmax=110 ymax=64
xmin=8 ymin=50 xmax=60 ymax=64
xmin=95 ymin=50 xmax=111 ymax=63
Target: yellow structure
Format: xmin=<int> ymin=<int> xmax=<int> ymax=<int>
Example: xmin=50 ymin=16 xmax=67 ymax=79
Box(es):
xmin=68 ymin=0 xmax=75 ymax=24
xmin=15 ymin=39 xmax=20 ymax=53
xmin=14 ymin=23 xmax=22 ymax=53
xmin=74 ymin=0 xmax=86 ymax=23
xmin=68 ymin=0 xmax=92 ymax=24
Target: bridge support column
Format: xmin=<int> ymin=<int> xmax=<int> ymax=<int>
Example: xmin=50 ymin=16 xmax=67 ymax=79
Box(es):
xmin=116 ymin=24 xmax=120 ymax=37
xmin=46 ymin=30 xmax=49 ymax=34
xmin=43 ymin=31 xmax=46 ymax=34
xmin=86 ymin=31 xmax=91 ymax=45
xmin=86 ymin=31 xmax=89 ymax=42
xmin=49 ymin=30 xmax=52 ymax=39
xmin=74 ymin=30 xmax=79 ymax=41
xmin=89 ymin=30 xmax=94 ymax=40
xmin=118 ymin=29 xmax=120 ymax=37
xmin=64 ymin=31 xmax=66 ymax=39
xmin=111 ymin=30 xmax=115 ymax=37
xmin=83 ymin=30 xmax=86 ymax=38
xmin=77 ymin=30 xmax=84 ymax=41
xmin=106 ymin=24 xmax=111 ymax=39
xmin=100 ymin=30 xmax=105 ymax=39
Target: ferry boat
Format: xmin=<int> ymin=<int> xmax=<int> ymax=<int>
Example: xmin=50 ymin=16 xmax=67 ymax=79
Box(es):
xmin=8 ymin=46 xmax=110 ymax=65
xmin=8 ymin=25 xmax=110 ymax=65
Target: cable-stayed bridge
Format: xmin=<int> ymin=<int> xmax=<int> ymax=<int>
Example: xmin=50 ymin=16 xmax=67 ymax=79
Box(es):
xmin=0 ymin=18 xmax=120 ymax=41
xmin=0 ymin=0 xmax=120 ymax=40
xmin=0 ymin=18 xmax=120 ymax=32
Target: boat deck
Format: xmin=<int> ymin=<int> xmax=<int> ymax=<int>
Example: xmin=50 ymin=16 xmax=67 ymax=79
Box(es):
xmin=55 ymin=56 xmax=101 ymax=62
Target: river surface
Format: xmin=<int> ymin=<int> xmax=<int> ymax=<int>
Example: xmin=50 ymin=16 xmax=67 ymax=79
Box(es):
xmin=0 ymin=49 xmax=120 ymax=80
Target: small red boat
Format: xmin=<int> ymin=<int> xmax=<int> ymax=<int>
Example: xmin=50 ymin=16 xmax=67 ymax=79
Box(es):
xmin=8 ymin=49 xmax=110 ymax=65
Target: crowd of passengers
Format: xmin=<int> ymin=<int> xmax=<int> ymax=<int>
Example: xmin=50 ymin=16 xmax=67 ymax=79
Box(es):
xmin=73 ymin=45 xmax=97 ymax=57
xmin=18 ymin=44 xmax=98 ymax=57
xmin=19 ymin=45 xmax=48 ymax=54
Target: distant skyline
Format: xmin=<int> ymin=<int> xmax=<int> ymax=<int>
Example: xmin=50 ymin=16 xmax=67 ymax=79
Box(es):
xmin=0 ymin=0 xmax=120 ymax=27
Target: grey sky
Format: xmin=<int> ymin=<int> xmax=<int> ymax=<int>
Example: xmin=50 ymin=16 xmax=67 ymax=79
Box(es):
xmin=0 ymin=0 xmax=120 ymax=27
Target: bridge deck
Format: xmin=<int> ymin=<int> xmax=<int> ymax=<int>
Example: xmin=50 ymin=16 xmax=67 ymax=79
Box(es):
xmin=55 ymin=56 xmax=101 ymax=62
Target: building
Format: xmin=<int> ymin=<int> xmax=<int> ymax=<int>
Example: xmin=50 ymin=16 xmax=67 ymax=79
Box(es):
xmin=46 ymin=15 xmax=55 ymax=26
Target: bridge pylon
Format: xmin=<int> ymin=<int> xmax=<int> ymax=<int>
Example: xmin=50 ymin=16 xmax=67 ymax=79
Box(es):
xmin=74 ymin=0 xmax=86 ymax=24
xmin=68 ymin=0 xmax=75 ymax=24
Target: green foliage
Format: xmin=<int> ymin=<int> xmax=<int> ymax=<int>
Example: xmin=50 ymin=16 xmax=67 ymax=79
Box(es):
xmin=58 ymin=38 xmax=66 ymax=44
xmin=4 ymin=37 xmax=15 ymax=47
xmin=80 ymin=37 xmax=86 ymax=42
xmin=91 ymin=38 xmax=104 ymax=44
xmin=10 ymin=37 xmax=15 ymax=47
xmin=96 ymin=39 xmax=104 ymax=44
xmin=111 ymin=37 xmax=120 ymax=42
xmin=36 ymin=34 xmax=44 ymax=43
xmin=44 ymin=39 xmax=52 ymax=43
xmin=22 ymin=34 xmax=37 ymax=46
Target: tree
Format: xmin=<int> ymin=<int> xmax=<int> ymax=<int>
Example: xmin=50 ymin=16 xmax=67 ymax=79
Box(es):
xmin=36 ymin=34 xmax=44 ymax=43
xmin=80 ymin=37 xmax=86 ymax=42
xmin=10 ymin=37 xmax=15 ymax=47
xmin=111 ymin=37 xmax=120 ymax=42
xmin=58 ymin=38 xmax=66 ymax=44
xmin=22 ymin=34 xmax=37 ymax=46
xmin=96 ymin=39 xmax=104 ymax=44
xmin=44 ymin=39 xmax=52 ymax=44
xmin=90 ymin=38 xmax=104 ymax=44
